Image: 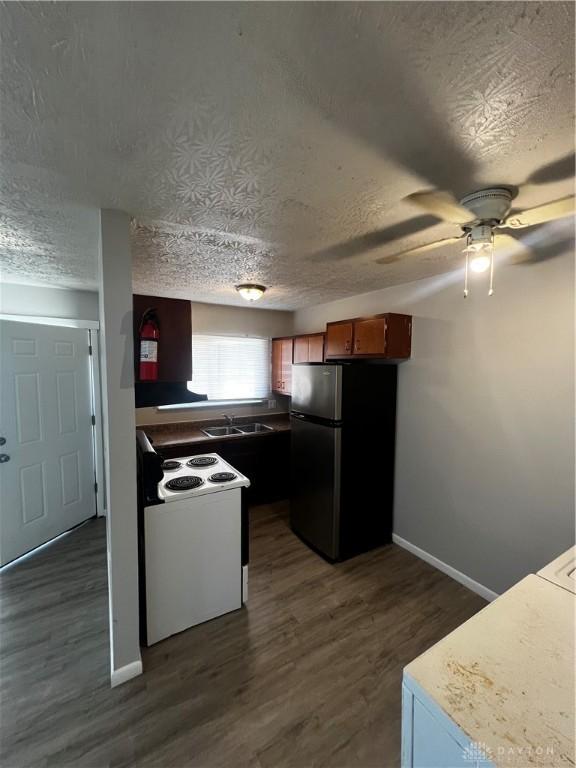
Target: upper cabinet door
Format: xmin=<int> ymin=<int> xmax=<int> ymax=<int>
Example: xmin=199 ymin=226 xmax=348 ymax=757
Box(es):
xmin=308 ymin=334 xmax=325 ymax=362
xmin=325 ymin=322 xmax=354 ymax=357
xmin=353 ymin=318 xmax=386 ymax=356
xmin=281 ymin=338 xmax=293 ymax=394
xmin=293 ymin=336 xmax=310 ymax=364
xmin=293 ymin=334 xmax=325 ymax=364
xmin=384 ymin=314 xmax=412 ymax=359
xmin=271 ymin=338 xmax=283 ymax=393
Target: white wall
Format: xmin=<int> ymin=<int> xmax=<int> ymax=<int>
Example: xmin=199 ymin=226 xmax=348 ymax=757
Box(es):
xmin=98 ymin=210 xmax=141 ymax=685
xmin=135 ymin=301 xmax=293 ymax=426
xmin=0 ymin=282 xmax=99 ymax=321
xmin=191 ymin=301 xmax=293 ymax=338
xmin=294 ymin=249 xmax=575 ymax=595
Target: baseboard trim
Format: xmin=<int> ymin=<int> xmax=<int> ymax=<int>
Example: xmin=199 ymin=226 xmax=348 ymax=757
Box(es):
xmin=110 ymin=657 xmax=143 ymax=688
xmin=392 ymin=534 xmax=499 ymax=602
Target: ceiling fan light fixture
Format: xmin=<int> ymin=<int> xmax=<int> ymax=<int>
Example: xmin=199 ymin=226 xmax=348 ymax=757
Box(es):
xmin=470 ymin=254 xmax=491 ymax=273
xmin=463 ymin=227 xmax=495 ymax=297
xmin=235 ymin=283 xmax=266 ymax=302
xmin=378 ymin=186 xmax=573 ymax=297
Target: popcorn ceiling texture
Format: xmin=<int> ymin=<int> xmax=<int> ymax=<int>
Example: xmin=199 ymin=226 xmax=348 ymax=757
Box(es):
xmin=0 ymin=2 xmax=574 ymax=309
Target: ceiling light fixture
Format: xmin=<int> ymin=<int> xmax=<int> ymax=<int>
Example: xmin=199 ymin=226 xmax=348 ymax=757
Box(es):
xmin=470 ymin=254 xmax=491 ymax=273
xmin=463 ymin=225 xmax=495 ymax=298
xmin=235 ymin=283 xmax=267 ymax=302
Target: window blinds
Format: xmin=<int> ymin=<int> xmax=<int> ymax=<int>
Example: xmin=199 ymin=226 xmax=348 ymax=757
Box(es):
xmin=188 ymin=334 xmax=271 ymax=400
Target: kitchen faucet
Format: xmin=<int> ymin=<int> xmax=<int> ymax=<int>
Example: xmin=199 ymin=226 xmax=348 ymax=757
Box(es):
xmin=222 ymin=413 xmax=236 ymax=426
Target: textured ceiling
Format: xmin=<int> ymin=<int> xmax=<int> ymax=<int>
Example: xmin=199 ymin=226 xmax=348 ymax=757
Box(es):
xmin=0 ymin=2 xmax=574 ymax=309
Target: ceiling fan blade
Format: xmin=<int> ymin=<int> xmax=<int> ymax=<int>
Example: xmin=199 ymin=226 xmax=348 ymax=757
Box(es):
xmin=503 ymin=196 xmax=574 ymax=229
xmin=406 ymin=191 xmax=475 ymax=225
xmin=526 ymin=153 xmax=575 ymax=185
xmin=310 ymin=215 xmax=439 ymax=262
xmin=494 ymin=233 xmax=521 ymax=250
xmin=495 ymin=221 xmax=574 ymax=265
xmin=375 ymin=235 xmax=464 ymax=265
xmin=493 ymin=233 xmax=530 ymax=263
xmin=277 ymin=6 xmax=477 ymax=194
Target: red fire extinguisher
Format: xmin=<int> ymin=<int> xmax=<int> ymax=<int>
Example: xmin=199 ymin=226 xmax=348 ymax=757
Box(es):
xmin=139 ymin=309 xmax=159 ymax=381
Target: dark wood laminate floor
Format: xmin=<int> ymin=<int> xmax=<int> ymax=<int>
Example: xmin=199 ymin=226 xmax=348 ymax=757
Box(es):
xmin=1 ymin=503 xmax=486 ymax=768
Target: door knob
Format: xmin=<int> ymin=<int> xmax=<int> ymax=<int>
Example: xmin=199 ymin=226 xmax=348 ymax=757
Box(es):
xmin=0 ymin=454 xmax=10 ymax=463
xmin=0 ymin=437 xmax=5 ymax=446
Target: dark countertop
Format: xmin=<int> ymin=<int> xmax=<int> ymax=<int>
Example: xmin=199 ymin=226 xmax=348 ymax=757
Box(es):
xmin=138 ymin=412 xmax=291 ymax=449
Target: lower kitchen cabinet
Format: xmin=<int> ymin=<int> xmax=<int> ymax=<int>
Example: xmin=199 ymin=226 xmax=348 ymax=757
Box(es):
xmin=208 ymin=432 xmax=290 ymax=504
xmin=162 ymin=431 xmax=290 ymax=505
xmin=402 ymin=677 xmax=493 ymax=768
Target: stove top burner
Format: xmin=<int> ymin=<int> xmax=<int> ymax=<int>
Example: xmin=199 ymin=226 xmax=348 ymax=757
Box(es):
xmin=187 ymin=456 xmax=218 ymax=468
xmin=162 ymin=460 xmax=182 ymax=471
xmin=165 ymin=475 xmax=204 ymax=492
xmin=208 ymin=472 xmax=237 ymax=484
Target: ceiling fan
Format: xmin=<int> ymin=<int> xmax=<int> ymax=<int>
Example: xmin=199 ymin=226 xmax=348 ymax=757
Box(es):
xmin=376 ymin=188 xmax=574 ymax=296
xmin=280 ymin=7 xmax=575 ymax=296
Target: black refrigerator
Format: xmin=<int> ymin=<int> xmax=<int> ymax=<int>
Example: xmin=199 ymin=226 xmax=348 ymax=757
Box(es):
xmin=290 ymin=363 xmax=398 ymax=561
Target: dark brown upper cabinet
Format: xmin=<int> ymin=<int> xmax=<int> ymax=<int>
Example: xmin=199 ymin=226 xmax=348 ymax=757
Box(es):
xmin=272 ymin=338 xmax=283 ymax=391
xmin=271 ymin=337 xmax=293 ymax=395
xmin=133 ymin=294 xmax=192 ymax=383
xmin=293 ymin=333 xmax=325 ymax=364
xmin=353 ymin=317 xmax=386 ymax=356
xmin=308 ymin=334 xmax=325 ymax=362
xmin=293 ymin=336 xmax=309 ymax=365
xmin=325 ymin=321 xmax=354 ymax=357
xmin=325 ymin=313 xmax=412 ymax=360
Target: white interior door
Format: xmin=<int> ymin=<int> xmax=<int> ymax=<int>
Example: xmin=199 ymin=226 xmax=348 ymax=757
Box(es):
xmin=0 ymin=321 xmax=96 ymax=565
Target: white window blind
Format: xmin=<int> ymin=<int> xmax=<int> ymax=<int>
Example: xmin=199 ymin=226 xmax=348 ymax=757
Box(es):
xmin=188 ymin=334 xmax=271 ymax=401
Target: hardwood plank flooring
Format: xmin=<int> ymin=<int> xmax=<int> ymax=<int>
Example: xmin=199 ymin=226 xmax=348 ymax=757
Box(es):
xmin=1 ymin=503 xmax=486 ymax=768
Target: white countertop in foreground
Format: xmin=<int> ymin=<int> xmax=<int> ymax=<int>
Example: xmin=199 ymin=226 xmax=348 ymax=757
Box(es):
xmin=405 ymin=574 xmax=575 ymax=767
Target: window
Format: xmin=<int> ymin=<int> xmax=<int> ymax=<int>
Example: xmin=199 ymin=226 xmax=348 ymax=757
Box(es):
xmin=188 ymin=334 xmax=270 ymax=401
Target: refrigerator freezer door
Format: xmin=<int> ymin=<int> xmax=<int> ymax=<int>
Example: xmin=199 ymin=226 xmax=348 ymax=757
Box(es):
xmin=291 ymin=364 xmax=342 ymax=421
xmin=290 ymin=415 xmax=341 ymax=559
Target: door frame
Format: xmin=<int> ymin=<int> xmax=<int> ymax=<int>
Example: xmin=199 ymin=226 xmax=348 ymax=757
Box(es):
xmin=88 ymin=329 xmax=106 ymax=517
xmin=0 ymin=313 xmax=105 ymax=518
xmin=0 ymin=314 xmax=99 ymax=330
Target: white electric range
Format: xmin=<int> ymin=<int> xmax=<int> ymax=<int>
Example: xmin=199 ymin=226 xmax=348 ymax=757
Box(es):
xmin=143 ymin=452 xmax=250 ymax=646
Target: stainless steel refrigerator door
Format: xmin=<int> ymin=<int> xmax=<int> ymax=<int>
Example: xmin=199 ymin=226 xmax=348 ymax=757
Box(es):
xmin=291 ymin=364 xmax=342 ymax=421
xmin=290 ymin=415 xmax=341 ymax=559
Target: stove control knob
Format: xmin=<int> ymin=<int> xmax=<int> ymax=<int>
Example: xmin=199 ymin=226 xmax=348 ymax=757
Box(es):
xmin=0 ymin=437 xmax=5 ymax=446
xmin=0 ymin=454 xmax=10 ymax=463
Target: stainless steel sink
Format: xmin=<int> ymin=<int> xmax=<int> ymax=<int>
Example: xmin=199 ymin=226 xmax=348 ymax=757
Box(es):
xmin=201 ymin=426 xmax=243 ymax=437
xmin=237 ymin=423 xmax=274 ymax=434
